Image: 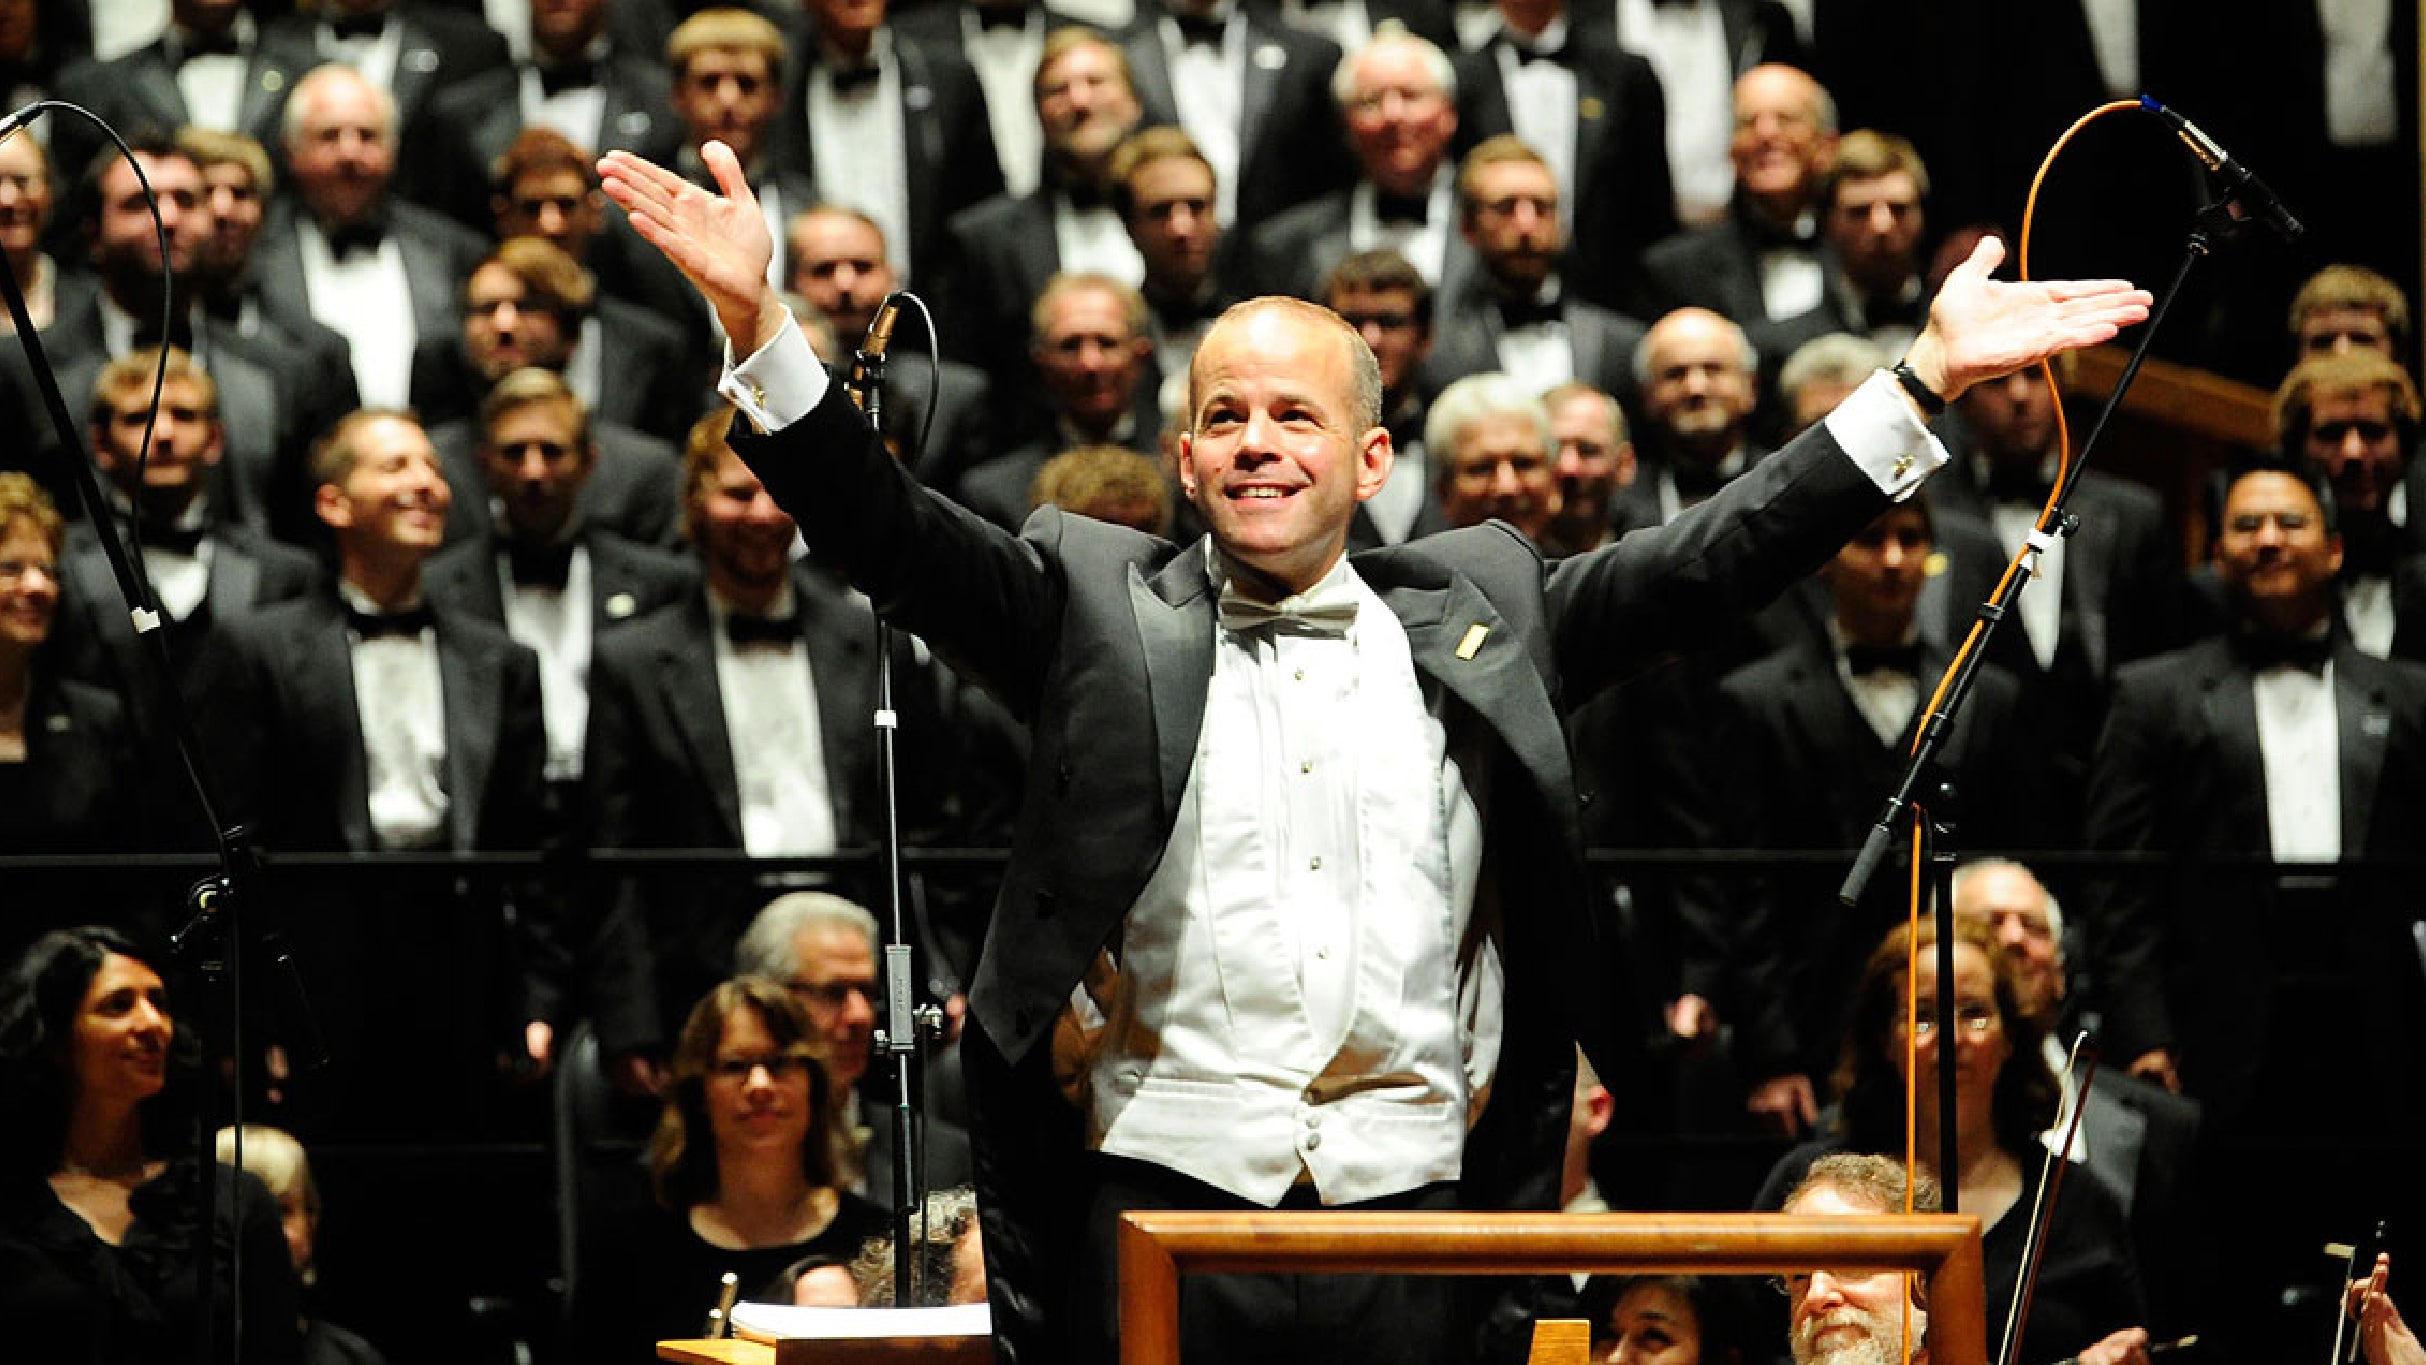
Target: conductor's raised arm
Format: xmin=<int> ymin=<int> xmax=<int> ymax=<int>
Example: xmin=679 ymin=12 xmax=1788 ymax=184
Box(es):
xmin=599 ymin=141 xmax=790 ymax=361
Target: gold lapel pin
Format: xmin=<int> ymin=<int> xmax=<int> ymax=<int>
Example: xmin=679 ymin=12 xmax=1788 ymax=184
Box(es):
xmin=1456 ymin=624 xmax=1489 ymax=660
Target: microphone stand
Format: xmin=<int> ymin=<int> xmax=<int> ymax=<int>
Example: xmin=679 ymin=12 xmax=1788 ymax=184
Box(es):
xmin=844 ymin=295 xmax=944 ymax=1307
xmin=1839 ymin=147 xmax=2293 ymax=1204
xmin=0 ymin=103 xmax=321 ymax=1365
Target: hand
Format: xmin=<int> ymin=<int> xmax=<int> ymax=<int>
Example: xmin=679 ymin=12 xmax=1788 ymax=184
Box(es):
xmin=795 ymin=1262 xmax=861 ymax=1308
xmin=610 ymin=1050 xmax=666 ymax=1098
xmin=2076 ymin=1327 xmax=2152 ymax=1365
xmin=598 ymin=141 xmax=786 ymax=355
xmin=523 ymin=1020 xmax=556 ymax=1079
xmin=2351 ymin=1254 xmax=2426 ymax=1365
xmin=1666 ymin=994 xmax=1718 ymax=1045
xmin=1901 ymin=235 xmax=2153 ymax=404
xmin=2127 ymin=1048 xmax=2182 ymax=1093
xmin=1747 ymin=1073 xmax=1818 ymax=1136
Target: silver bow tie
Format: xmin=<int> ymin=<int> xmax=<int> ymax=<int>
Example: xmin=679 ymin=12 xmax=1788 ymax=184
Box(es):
xmin=1217 ymin=581 xmax=1359 ymax=636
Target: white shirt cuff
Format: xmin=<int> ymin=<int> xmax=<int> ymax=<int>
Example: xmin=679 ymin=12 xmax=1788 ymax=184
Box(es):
xmin=717 ymin=309 xmax=830 ymax=432
xmin=1823 ymin=369 xmax=1950 ymax=500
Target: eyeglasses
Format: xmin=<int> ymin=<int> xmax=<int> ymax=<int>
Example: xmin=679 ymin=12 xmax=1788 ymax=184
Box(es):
xmin=1339 ymin=310 xmax=1417 ymax=332
xmin=2312 ymin=420 xmax=2393 ymax=446
xmin=706 ymin=1052 xmax=815 ymax=1083
xmin=1908 ymin=1003 xmax=1998 ymax=1037
xmin=788 ymin=978 xmax=875 ymax=1011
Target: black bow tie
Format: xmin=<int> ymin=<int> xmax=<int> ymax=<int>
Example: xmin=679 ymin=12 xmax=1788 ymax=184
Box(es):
xmin=726 ymin=612 xmax=802 ymax=647
xmin=1373 ymin=190 xmax=1428 ymax=226
xmin=1982 ymin=463 xmax=2053 ymax=506
xmin=1670 ymin=460 xmax=1726 ymax=500
xmin=1745 ymin=207 xmax=1818 ymax=250
xmin=1172 ymin=12 xmax=1226 ymax=46
xmin=1844 ymin=641 xmax=1923 ymax=677
xmin=1510 ymin=35 xmax=1565 ymax=65
xmin=348 ymin=603 xmax=434 ymax=639
xmin=179 ymin=27 xmax=242 ymax=59
xmin=972 ymin=4 xmax=1029 ymax=31
xmin=829 ymin=61 xmax=881 ymax=94
xmin=131 ymin=316 xmax=197 ymax=353
xmin=139 ymin=522 xmax=208 ymax=555
xmin=535 ymin=57 xmax=598 ymax=97
xmin=2233 ymin=630 xmax=2332 ymax=675
xmin=508 ymin=541 xmax=575 ymax=590
xmin=326 ymin=12 xmax=386 ymax=40
xmin=1862 ymin=293 xmax=1924 ymax=333
xmin=1497 ymin=293 xmax=1560 ymax=330
xmin=322 ymin=218 xmax=385 ymax=259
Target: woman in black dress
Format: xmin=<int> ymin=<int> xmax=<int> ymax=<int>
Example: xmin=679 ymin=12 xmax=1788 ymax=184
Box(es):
xmin=571 ymin=976 xmax=886 ymax=1362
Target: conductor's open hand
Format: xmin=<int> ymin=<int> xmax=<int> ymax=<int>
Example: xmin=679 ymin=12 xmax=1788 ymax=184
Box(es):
xmin=1901 ymin=236 xmax=2153 ymax=404
xmin=598 ymin=141 xmax=786 ymax=356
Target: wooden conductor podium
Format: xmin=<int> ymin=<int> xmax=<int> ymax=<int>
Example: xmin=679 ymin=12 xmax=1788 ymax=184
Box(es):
xmin=661 ymin=1211 xmax=1986 ymax=1365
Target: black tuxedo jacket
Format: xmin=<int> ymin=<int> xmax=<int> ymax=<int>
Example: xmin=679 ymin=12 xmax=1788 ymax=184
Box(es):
xmin=2082 ymin=635 xmax=2426 ymax=1122
xmin=250 ymin=197 xmax=489 ymax=378
xmin=262 ymin=3 xmax=511 ymax=138
xmin=581 ymin=569 xmax=949 ymax=1055
xmin=1420 ymin=277 xmax=1646 ymax=409
xmin=397 ymin=50 xmax=683 ymax=230
xmin=0 ymin=670 xmax=137 ymax=858
xmin=405 ymin=296 xmax=704 ymax=444
xmin=429 ymin=416 xmax=682 ymax=551
xmin=736 ymin=357 xmax=1907 ymax=1364
xmin=1711 ymin=629 xmax=2039 ymax=1076
xmin=1450 ymin=25 xmax=1675 ymax=312
xmin=938 ymin=188 xmax=1064 ymax=399
xmin=420 ymin=524 xmax=698 ymax=634
xmin=1639 ymin=197 xmax=1822 ymax=325
xmin=1116 ymin=9 xmax=1354 ymax=243
xmin=48 ymin=29 xmax=313 ymax=212
xmin=1232 ymin=184 xmax=1483 ymax=306
xmin=767 ymin=23 xmax=1004 ymax=284
xmin=880 ymin=350 xmax=997 ymax=493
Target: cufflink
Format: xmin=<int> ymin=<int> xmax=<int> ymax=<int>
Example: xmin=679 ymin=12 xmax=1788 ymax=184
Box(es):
xmin=605 ymin=592 xmax=637 ymax=619
xmin=1893 ymin=452 xmax=1914 ymax=478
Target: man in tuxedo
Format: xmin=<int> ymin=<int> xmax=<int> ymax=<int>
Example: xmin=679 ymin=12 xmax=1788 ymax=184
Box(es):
xmin=583 ymin=405 xmax=948 ymax=1081
xmin=197 ymin=407 xmax=560 ymax=1139
xmin=421 ymin=367 xmax=696 ymax=791
xmin=1324 ymin=247 xmax=1446 ymax=549
xmin=1710 ymin=497 xmax=2038 ymax=1131
xmin=767 ymin=0 xmax=1002 ymax=287
xmin=48 ymin=348 xmax=324 ymax=786
xmin=1640 ymin=62 xmax=1836 ymax=326
xmin=1421 ymin=136 xmax=1643 ymax=403
xmin=1116 ymin=0 xmax=1354 ymax=246
xmin=1234 ymin=26 xmax=1474 ymax=304
xmin=1951 ymin=857 xmax=2206 ymax=1335
xmin=396 ymin=0 xmax=681 ymax=231
xmin=1932 ymin=353 xmax=2179 ymax=797
xmin=1595 ymin=0 xmax=1803 ymax=228
xmin=1 ymin=135 xmax=354 ymax=541
xmin=409 ymin=233 xmax=698 ymax=444
xmin=1111 ymin=126 xmax=1231 ymax=387
xmin=0 ymin=132 xmax=54 ymax=332
xmin=258 ymin=62 xmax=488 ymax=411
xmin=786 ymin=204 xmax=995 ymax=490
xmin=953 ymin=271 xmax=1163 ymax=529
xmin=2272 ymin=350 xmax=2425 ymax=658
xmin=940 ymin=26 xmax=1145 ymax=414
xmin=598 ymin=134 xmax=2149 ymax=1365
xmin=2083 ymin=462 xmax=2426 ymax=1310
xmin=47 ymin=0 xmax=313 ymax=219
xmin=1451 ymin=0 xmax=1674 ymax=311
xmin=262 ymin=0 xmax=512 ymax=141
xmin=1612 ymin=306 xmax=1762 ymax=532
xmin=889 ymin=0 xmax=1091 ymax=197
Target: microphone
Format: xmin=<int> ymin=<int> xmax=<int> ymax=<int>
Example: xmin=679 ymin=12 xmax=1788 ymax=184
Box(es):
xmin=0 ymin=100 xmax=44 ymax=142
xmin=2139 ymin=96 xmax=2303 ymax=241
xmin=849 ymin=295 xmax=903 ymax=398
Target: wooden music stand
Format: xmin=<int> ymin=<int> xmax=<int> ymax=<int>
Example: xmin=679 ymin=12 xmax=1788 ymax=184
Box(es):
xmin=1114 ymin=1210 xmax=1987 ymax=1365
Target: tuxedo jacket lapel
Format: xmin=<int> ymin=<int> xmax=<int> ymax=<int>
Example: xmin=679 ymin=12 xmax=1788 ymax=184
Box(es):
xmin=2078 ymin=1085 xmax=2149 ymax=1218
xmin=1388 ymin=570 xmax=1572 ymax=832
xmin=1132 ymin=541 xmax=1217 ymax=823
xmin=798 ymin=570 xmax=875 ymax=839
xmin=439 ymin=622 xmax=504 ymax=849
xmin=291 ymin=604 xmax=375 ymax=851
xmin=2337 ymin=654 xmax=2391 ymax=849
xmin=660 ymin=599 xmax=746 ymax=843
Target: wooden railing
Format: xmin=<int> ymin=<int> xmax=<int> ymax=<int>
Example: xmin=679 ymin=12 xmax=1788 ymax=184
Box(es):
xmin=1115 ymin=1210 xmax=1988 ymax=1365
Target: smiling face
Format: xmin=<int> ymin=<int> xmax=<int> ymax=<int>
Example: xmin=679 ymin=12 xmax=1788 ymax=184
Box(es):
xmin=316 ymin=415 xmax=451 ymax=562
xmin=1344 ymin=39 xmax=1455 ymax=198
xmin=1549 ymin=388 xmax=1630 ymax=540
xmin=0 ymin=515 xmax=59 ymax=657
xmin=1731 ymin=64 xmax=1834 ymax=216
xmin=2215 ymin=468 xmax=2342 ymax=636
xmin=71 ymin=953 xmax=174 ymax=1112
xmin=691 ymin=444 xmax=797 ymax=599
xmin=286 ymin=70 xmax=394 ymax=229
xmin=1035 ymin=282 xmax=1150 ymax=434
xmin=1037 ymin=39 xmax=1140 ymax=169
xmin=1440 ymin=409 xmax=1559 ymax=542
xmin=1641 ymin=310 xmax=1754 ymax=465
xmin=1180 ymin=302 xmax=1390 ymax=598
xmin=1781 ymin=1186 xmax=1922 ymax=1365
xmin=1953 ymin=864 xmax=2063 ymax=1025
xmin=0 ymin=133 xmax=51 ymax=263
xmin=704 ymin=1004 xmax=815 ymax=1161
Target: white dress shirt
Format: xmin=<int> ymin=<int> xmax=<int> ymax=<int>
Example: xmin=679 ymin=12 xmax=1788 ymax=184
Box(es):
xmin=173 ymin=16 xmax=256 ymax=132
xmin=1347 ymin=174 xmax=1453 ymax=285
xmin=1163 ymin=13 xmax=1245 ymax=226
xmin=807 ymin=32 xmax=915 ymax=280
xmin=2321 ymin=0 xmax=2397 ymax=145
xmin=1984 ymin=461 xmax=2065 ymax=672
xmin=498 ymin=543 xmax=594 ymax=782
xmin=2254 ymin=653 xmax=2342 ymax=863
xmin=1493 ymin=24 xmax=1579 ymax=232
xmin=1613 ymin=0 xmax=1733 ymax=224
xmin=341 ymin=582 xmax=451 ymax=851
xmin=298 ymin=218 xmax=418 ymax=409
xmin=709 ymin=585 xmax=841 ymax=857
xmin=961 ymin=8 xmax=1048 ymax=196
xmin=1054 ymin=196 xmax=1147 ymax=286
